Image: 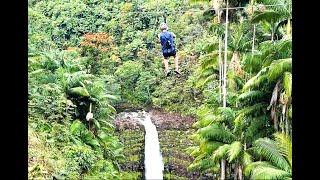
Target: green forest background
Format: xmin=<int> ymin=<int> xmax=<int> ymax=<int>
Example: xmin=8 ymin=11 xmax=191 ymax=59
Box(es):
xmin=28 ymin=0 xmax=292 ymax=179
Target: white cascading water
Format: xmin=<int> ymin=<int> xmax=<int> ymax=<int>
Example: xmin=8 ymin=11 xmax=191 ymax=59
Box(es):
xmin=128 ymin=111 xmax=164 ymax=180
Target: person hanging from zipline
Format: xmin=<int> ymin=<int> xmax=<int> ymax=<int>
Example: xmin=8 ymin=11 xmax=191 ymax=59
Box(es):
xmin=158 ymin=23 xmax=181 ymax=77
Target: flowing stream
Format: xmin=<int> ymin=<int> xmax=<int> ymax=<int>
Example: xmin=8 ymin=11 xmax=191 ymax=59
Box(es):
xmin=123 ymin=111 xmax=164 ymax=180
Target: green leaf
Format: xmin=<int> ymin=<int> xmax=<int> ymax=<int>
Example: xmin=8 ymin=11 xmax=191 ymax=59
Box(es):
xmin=70 ymin=120 xmax=85 ymax=136
xmin=252 ymin=11 xmax=283 ymax=24
xmin=68 ymin=86 xmax=90 ymax=97
xmin=104 ymin=94 xmax=119 ymax=101
xmin=93 ymin=119 xmax=101 ymax=130
xmin=87 ymin=139 xmax=100 ymax=148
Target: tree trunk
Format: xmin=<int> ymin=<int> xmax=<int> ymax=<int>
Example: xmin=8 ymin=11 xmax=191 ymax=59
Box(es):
xmin=252 ymin=25 xmax=256 ymax=56
xmin=223 ymin=0 xmax=229 ymax=108
xmin=272 ymin=106 xmax=278 ymax=131
xmin=221 ymin=159 xmax=226 ymax=180
xmin=271 ymin=26 xmax=274 ymax=41
xmin=219 ymin=37 xmax=223 ymax=102
xmin=234 ymin=163 xmax=239 ymax=180
xmin=229 ymin=51 xmax=242 ymax=76
xmin=238 ymin=164 xmax=243 ymax=180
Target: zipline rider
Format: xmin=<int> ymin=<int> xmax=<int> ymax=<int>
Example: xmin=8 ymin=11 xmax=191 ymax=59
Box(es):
xmin=158 ymin=23 xmax=181 ymax=77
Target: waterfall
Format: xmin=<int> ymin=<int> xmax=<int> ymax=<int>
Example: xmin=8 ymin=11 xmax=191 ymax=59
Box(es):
xmin=142 ymin=113 xmax=164 ymax=180
xmin=125 ymin=111 xmax=164 ymax=180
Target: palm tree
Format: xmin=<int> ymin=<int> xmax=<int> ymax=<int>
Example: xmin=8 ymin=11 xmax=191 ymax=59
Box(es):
xmin=245 ymin=132 xmax=292 ymax=179
xmin=242 ymin=58 xmax=292 ymax=133
xmin=251 ymin=0 xmax=291 ymax=41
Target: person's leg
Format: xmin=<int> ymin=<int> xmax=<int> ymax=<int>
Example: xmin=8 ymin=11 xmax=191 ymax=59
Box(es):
xmin=173 ymin=55 xmax=180 ymax=74
xmin=163 ymin=56 xmax=170 ymax=74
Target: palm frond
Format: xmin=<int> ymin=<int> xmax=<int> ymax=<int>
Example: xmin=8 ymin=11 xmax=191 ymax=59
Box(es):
xmin=199 ymin=124 xmax=236 ymax=143
xmin=251 ymin=163 xmax=291 ymax=179
xmin=273 ymin=133 xmax=292 ymax=168
xmin=227 ymin=141 xmax=243 ymax=162
xmin=238 ymin=90 xmax=265 ymax=104
xmin=189 ymin=146 xmax=201 ymax=157
xmin=199 ymin=68 xmax=217 ymax=78
xmin=235 ymin=103 xmax=267 ymax=123
xmin=242 ymin=67 xmax=268 ymax=91
xmin=243 ymin=58 xmax=291 ymax=90
xmin=199 ymin=51 xmax=220 ymax=70
xmin=68 ymin=86 xmax=90 ymax=97
xmin=195 ymin=114 xmax=217 ymax=128
xmin=253 ymin=137 xmax=291 ymax=172
xmin=267 ymin=58 xmax=292 ymax=82
xmin=245 ymin=115 xmax=270 ymax=142
xmin=196 ymin=75 xmax=217 ymax=88
xmin=200 ymin=140 xmax=224 ymax=155
xmin=212 ymin=144 xmax=230 ymax=162
xmin=256 ymin=0 xmax=292 ymax=18
xmin=216 ymin=107 xmax=235 ymax=123
xmin=283 ymin=72 xmax=292 ymax=98
xmin=245 ymin=161 xmax=291 ymax=179
xmin=252 ymin=11 xmax=283 ymax=24
xmin=242 ymin=151 xmax=253 ymax=166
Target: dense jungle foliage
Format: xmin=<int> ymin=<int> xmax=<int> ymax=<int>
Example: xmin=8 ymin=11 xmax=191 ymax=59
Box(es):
xmin=28 ymin=0 xmax=291 ymax=179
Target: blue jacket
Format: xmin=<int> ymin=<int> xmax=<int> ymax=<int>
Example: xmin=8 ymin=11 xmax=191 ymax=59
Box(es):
xmin=159 ymin=31 xmax=175 ymax=54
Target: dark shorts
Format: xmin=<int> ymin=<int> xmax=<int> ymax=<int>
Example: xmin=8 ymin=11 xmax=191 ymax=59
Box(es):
xmin=163 ymin=49 xmax=176 ymax=58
